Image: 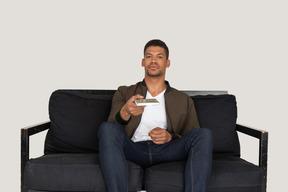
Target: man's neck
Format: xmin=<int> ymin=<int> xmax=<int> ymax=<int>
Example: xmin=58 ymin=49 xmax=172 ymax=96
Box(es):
xmin=144 ymin=77 xmax=167 ymax=97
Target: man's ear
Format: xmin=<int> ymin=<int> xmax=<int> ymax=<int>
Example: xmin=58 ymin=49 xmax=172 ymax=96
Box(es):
xmin=141 ymin=59 xmax=144 ymax=67
xmin=166 ymin=59 xmax=171 ymax=68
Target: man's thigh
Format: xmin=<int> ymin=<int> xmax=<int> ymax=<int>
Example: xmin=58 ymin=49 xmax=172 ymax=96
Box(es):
xmin=149 ymin=139 xmax=188 ymax=165
xmin=124 ymin=140 xmax=151 ymax=168
xmin=149 ymin=129 xmax=205 ymax=165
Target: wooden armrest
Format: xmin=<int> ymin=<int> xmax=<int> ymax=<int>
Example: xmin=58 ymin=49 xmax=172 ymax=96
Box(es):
xmin=21 ymin=121 xmax=50 ymax=192
xmin=236 ymin=124 xmax=268 ymax=167
xmin=22 ymin=121 xmax=50 ymax=136
xmin=236 ymin=124 xmax=267 ymax=139
xmin=236 ymin=124 xmax=268 ymax=192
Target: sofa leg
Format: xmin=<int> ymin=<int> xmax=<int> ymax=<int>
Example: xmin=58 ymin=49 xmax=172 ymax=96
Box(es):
xmin=21 ymin=128 xmax=29 ymax=192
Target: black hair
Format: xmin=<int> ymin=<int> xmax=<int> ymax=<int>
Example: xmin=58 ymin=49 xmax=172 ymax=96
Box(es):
xmin=144 ymin=39 xmax=169 ymax=59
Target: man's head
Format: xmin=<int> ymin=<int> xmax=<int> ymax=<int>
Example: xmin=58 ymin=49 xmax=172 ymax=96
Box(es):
xmin=144 ymin=39 xmax=169 ymax=59
xmin=142 ymin=39 xmax=170 ymax=78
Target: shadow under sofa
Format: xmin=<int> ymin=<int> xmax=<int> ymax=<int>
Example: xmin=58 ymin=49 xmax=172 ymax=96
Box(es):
xmin=21 ymin=90 xmax=268 ymax=192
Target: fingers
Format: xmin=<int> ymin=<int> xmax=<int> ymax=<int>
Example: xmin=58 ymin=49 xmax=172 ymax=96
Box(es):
xmin=151 ymin=135 xmax=166 ymax=144
xmin=152 ymin=139 xmax=164 ymax=144
xmin=149 ymin=127 xmax=165 ymax=136
xmin=128 ymin=94 xmax=144 ymax=106
xmin=129 ymin=105 xmax=145 ymax=116
xmin=131 ymin=94 xmax=144 ymax=102
xmin=124 ymin=94 xmax=145 ymax=117
xmin=120 ymin=94 xmax=145 ymax=120
xmin=149 ymin=127 xmax=163 ymax=134
xmin=149 ymin=128 xmax=172 ymax=144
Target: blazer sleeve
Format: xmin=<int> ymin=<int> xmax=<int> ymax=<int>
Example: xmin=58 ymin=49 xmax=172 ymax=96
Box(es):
xmin=107 ymin=86 xmax=130 ymax=125
xmin=181 ymin=95 xmax=200 ymax=135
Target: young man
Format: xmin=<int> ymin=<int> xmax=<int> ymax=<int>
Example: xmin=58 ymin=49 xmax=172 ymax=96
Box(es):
xmin=98 ymin=39 xmax=213 ymax=192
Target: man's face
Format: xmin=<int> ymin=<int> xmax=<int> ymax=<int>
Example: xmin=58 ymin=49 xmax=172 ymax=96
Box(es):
xmin=142 ymin=46 xmax=170 ymax=78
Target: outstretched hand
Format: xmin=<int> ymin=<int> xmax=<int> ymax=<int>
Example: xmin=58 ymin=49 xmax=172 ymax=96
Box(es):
xmin=120 ymin=94 xmax=145 ymax=121
xmin=149 ymin=127 xmax=172 ymax=144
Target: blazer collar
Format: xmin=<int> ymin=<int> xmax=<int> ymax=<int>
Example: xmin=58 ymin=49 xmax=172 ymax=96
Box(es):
xmin=141 ymin=79 xmax=171 ymax=93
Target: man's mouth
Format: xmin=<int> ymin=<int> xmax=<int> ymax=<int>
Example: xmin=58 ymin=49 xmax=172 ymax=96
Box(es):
xmin=148 ymin=65 xmax=159 ymax=70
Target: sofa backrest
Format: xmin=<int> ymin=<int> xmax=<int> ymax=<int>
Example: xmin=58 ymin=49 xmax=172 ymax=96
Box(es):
xmin=44 ymin=89 xmax=240 ymax=156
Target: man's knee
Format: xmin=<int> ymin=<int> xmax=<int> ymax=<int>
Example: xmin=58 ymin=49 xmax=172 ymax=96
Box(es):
xmin=188 ymin=128 xmax=213 ymax=147
xmin=199 ymin=128 xmax=213 ymax=140
xmin=98 ymin=121 xmax=123 ymax=139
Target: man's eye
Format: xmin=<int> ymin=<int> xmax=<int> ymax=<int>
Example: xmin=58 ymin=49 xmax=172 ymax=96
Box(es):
xmin=146 ymin=55 xmax=151 ymax=58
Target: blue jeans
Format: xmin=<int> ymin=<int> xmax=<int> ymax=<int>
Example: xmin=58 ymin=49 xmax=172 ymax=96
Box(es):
xmin=98 ymin=122 xmax=213 ymax=192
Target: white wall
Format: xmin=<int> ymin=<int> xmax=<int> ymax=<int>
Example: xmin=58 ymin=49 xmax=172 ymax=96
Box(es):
xmin=1 ymin=1 xmax=287 ymax=191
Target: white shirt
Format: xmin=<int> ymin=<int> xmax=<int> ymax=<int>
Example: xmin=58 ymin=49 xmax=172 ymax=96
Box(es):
xmin=131 ymin=89 xmax=167 ymax=142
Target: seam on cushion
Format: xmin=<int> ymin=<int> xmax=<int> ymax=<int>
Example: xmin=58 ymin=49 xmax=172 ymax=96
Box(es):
xmin=146 ymin=182 xmax=183 ymax=188
xmin=213 ymin=169 xmax=262 ymax=174
xmin=54 ymin=91 xmax=113 ymax=100
xmin=208 ymin=186 xmax=262 ymax=190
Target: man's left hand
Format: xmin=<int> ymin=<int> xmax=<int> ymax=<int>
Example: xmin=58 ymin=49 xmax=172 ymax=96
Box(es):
xmin=149 ymin=127 xmax=172 ymax=144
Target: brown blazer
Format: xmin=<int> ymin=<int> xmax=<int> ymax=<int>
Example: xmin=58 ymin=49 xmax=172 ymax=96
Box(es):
xmin=108 ymin=80 xmax=200 ymax=139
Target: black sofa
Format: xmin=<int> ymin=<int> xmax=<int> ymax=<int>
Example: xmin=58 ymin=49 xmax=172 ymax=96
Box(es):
xmin=21 ymin=89 xmax=268 ymax=192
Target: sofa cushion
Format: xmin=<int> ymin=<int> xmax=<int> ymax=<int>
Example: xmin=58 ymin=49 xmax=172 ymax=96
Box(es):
xmin=24 ymin=153 xmax=143 ymax=191
xmin=44 ymin=90 xmax=239 ymax=155
xmin=192 ymin=95 xmax=240 ymax=155
xmin=44 ymin=90 xmax=114 ymax=154
xmin=144 ymin=156 xmax=262 ymax=192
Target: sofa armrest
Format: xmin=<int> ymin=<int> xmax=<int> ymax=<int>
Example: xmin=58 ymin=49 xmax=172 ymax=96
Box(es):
xmin=236 ymin=124 xmax=268 ymax=192
xmin=21 ymin=121 xmax=50 ymax=192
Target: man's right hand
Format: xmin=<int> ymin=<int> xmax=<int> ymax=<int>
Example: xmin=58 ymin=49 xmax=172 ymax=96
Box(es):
xmin=120 ymin=94 xmax=145 ymax=121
